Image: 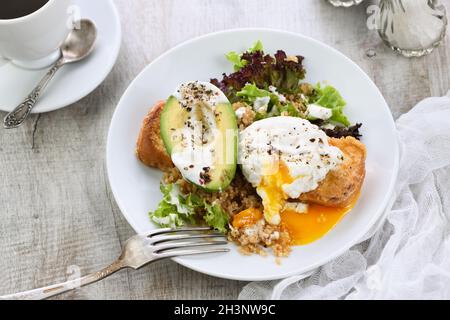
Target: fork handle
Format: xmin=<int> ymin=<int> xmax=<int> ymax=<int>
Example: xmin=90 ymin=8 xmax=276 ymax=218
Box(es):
xmin=0 ymin=260 xmax=124 ymax=300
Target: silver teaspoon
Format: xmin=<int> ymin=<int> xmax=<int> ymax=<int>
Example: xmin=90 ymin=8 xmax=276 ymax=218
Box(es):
xmin=3 ymin=19 xmax=97 ymax=129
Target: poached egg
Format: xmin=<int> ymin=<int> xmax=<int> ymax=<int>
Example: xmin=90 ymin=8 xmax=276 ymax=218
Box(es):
xmin=239 ymin=117 xmax=344 ymax=225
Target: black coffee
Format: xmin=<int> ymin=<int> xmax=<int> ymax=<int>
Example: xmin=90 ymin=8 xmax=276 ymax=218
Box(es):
xmin=1 ymin=0 xmax=50 ymax=20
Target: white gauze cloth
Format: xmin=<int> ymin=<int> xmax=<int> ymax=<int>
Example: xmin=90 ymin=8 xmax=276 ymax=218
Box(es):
xmin=239 ymin=93 xmax=450 ymax=300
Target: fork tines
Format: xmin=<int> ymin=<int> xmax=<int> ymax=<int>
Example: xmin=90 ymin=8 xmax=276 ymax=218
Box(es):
xmin=147 ymin=226 xmax=217 ymax=237
xmin=147 ymin=227 xmax=230 ymax=258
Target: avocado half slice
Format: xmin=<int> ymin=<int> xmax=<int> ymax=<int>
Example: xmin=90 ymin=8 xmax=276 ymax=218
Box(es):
xmin=160 ymin=95 xmax=238 ymax=191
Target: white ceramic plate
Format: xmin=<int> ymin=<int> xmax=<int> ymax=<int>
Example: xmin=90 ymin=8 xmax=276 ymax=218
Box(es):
xmin=107 ymin=29 xmax=399 ymax=281
xmin=0 ymin=0 xmax=121 ymax=113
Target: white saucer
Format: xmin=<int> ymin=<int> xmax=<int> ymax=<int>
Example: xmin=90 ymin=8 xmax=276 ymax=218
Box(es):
xmin=0 ymin=0 xmax=121 ymax=114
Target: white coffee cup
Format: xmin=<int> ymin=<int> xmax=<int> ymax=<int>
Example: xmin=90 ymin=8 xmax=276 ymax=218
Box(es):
xmin=0 ymin=0 xmax=73 ymax=69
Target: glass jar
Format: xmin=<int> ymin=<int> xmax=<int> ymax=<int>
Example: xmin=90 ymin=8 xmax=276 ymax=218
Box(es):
xmin=327 ymin=0 xmax=365 ymax=7
xmin=378 ymin=0 xmax=448 ymax=57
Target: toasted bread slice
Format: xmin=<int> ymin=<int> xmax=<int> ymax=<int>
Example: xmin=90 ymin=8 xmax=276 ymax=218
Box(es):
xmin=136 ymin=101 xmax=174 ymax=171
xmin=299 ymin=136 xmax=366 ymax=208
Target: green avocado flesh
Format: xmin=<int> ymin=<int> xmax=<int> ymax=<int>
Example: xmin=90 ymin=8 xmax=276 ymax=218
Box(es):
xmin=160 ymin=95 xmax=238 ymax=191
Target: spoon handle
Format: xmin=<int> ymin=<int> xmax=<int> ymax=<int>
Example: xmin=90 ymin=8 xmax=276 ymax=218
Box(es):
xmin=3 ymin=58 xmax=64 ymax=129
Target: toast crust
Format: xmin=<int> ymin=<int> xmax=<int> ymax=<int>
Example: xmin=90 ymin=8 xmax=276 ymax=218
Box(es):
xmin=136 ymin=101 xmax=174 ymax=171
xmin=299 ymin=136 xmax=366 ymax=208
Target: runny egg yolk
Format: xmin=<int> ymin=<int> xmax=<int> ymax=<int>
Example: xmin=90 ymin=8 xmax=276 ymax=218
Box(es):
xmin=238 ymin=157 xmax=359 ymax=245
xmin=257 ymin=160 xmax=294 ymax=225
xmin=233 ymin=157 xmax=357 ymax=245
xmin=281 ymin=198 xmax=358 ymax=245
xmin=233 ymin=200 xmax=357 ymax=246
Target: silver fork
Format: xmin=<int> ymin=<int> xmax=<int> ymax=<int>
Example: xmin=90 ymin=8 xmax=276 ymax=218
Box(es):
xmin=0 ymin=227 xmax=228 ymax=300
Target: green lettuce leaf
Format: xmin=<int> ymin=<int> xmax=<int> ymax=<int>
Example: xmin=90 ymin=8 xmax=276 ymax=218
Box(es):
xmin=203 ymin=202 xmax=229 ymax=234
xmin=279 ymin=102 xmax=300 ymax=117
xmin=149 ymin=184 xmax=189 ymax=228
xmin=149 ymin=183 xmax=229 ymax=233
xmin=150 ymin=184 xmax=203 ymax=227
xmin=226 ymin=41 xmax=264 ymax=71
xmin=248 ymin=40 xmax=264 ymax=53
xmin=237 ymin=84 xmax=303 ymax=119
xmin=236 ymin=83 xmax=279 ymax=104
xmin=254 ymin=111 xmax=269 ymax=121
xmin=312 ymin=84 xmax=350 ymax=127
xmin=226 ymin=51 xmax=248 ymax=72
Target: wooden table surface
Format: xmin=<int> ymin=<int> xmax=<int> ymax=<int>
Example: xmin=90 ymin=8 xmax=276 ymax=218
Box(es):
xmin=1 ymin=0 xmax=449 ymax=300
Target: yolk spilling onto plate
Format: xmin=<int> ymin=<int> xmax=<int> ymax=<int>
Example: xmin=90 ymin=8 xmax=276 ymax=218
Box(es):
xmin=233 ymin=200 xmax=358 ymax=246
xmin=281 ymin=198 xmax=358 ymax=245
xmin=244 ymin=159 xmax=359 ymax=246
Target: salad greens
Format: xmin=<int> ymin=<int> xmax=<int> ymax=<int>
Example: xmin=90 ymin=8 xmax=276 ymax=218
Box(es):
xmin=249 ymin=40 xmax=264 ymax=53
xmin=236 ymin=83 xmax=279 ymax=105
xmin=310 ymin=83 xmax=350 ymax=127
xmin=278 ymin=102 xmax=301 ymax=118
xmin=203 ymin=202 xmax=229 ymax=234
xmin=148 ymin=184 xmax=195 ymax=228
xmin=236 ymin=83 xmax=300 ymax=120
xmin=212 ymin=41 xmax=355 ymax=129
xmin=211 ymin=44 xmax=305 ymax=101
xmin=226 ymin=41 xmax=264 ymax=71
xmin=149 ymin=183 xmax=229 ymax=233
xmin=225 ymin=51 xmax=248 ymax=72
